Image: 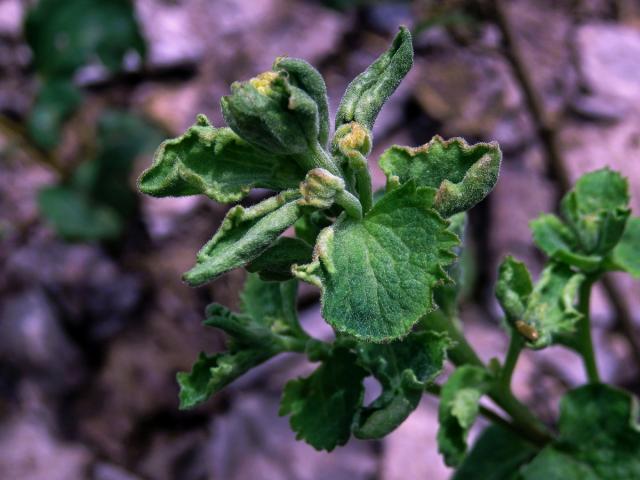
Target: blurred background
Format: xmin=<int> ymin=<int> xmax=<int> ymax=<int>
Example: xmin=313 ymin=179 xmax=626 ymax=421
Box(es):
xmin=1 ymin=0 xmax=639 ymax=478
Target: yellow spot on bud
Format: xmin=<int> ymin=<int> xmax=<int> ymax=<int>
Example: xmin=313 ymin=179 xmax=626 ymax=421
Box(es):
xmin=250 ymin=71 xmax=279 ymax=95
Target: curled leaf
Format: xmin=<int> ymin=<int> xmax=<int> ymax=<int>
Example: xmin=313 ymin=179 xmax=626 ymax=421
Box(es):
xmin=184 ymin=190 xmax=304 ymax=286
xmin=335 ymin=26 xmax=413 ymax=130
xmin=138 ymin=115 xmax=304 ymax=202
xmin=610 ymin=216 xmax=640 ymax=278
xmin=379 ymin=135 xmax=501 ymax=217
xmin=353 ymin=331 xmax=449 ymax=439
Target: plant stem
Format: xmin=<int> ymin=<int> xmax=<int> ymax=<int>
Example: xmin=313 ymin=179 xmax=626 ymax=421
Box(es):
xmin=350 ymin=151 xmax=373 ymax=214
xmin=575 ymin=276 xmax=600 ymax=383
xmin=422 ymin=314 xmax=553 ymax=445
xmin=335 ymin=189 xmax=363 ymax=220
xmin=307 ymin=142 xmax=342 ymax=178
xmin=500 ymin=332 xmax=524 ymax=390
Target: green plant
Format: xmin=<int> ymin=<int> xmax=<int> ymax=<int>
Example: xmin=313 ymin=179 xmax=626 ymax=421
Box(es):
xmin=138 ymin=27 xmax=640 ymax=476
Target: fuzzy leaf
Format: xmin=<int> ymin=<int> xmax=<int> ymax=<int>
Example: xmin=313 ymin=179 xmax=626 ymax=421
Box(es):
xmin=495 ymin=256 xmax=533 ymax=322
xmin=138 ymin=115 xmax=304 ymax=202
xmin=379 ymin=135 xmax=501 ymax=217
xmin=293 ymin=181 xmax=458 ymax=342
xmin=280 ymin=348 xmax=367 ymax=451
xmin=353 ymin=331 xmax=449 ymax=439
xmin=178 ymin=275 xmax=301 ymax=409
xmin=221 ymin=71 xmax=319 ymax=156
xmin=530 ymin=214 xmax=602 ymax=272
xmin=273 ymin=57 xmax=330 ymax=147
xmin=246 ymin=237 xmax=313 ymax=281
xmin=520 ymin=384 xmax=640 ymax=479
xmin=183 ymin=191 xmax=304 ymax=286
xmin=438 ymin=365 xmax=492 ymax=467
xmin=452 ymin=424 xmax=538 ymax=480
xmin=25 ymin=0 xmax=145 ymax=79
xmin=610 ymin=216 xmax=640 ymax=278
xmin=335 ymin=26 xmax=413 ymax=130
xmin=560 ymin=168 xmax=630 ymax=255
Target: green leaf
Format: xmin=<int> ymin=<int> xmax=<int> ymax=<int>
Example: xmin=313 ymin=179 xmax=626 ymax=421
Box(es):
xmin=496 ymin=256 xmax=533 ymax=322
xmin=183 ymin=191 xmax=305 ymax=286
xmin=27 ymin=80 xmax=82 ymax=150
xmin=246 ymin=237 xmax=313 ymax=281
xmin=336 ymin=26 xmax=413 ymax=130
xmin=353 ymin=331 xmax=449 ymax=439
xmin=221 ymin=70 xmax=320 ymax=156
xmin=496 ymin=258 xmax=584 ymax=348
xmin=452 ymin=424 xmax=538 ymax=480
xmin=279 ymin=348 xmax=367 ymax=451
xmin=38 ymin=185 xmax=122 ymax=241
xmin=530 ymin=214 xmax=602 ymax=272
xmin=435 ymin=212 xmax=467 ymax=318
xmin=25 ymin=0 xmax=145 ymax=79
xmin=520 ymin=384 xmax=640 ymax=479
xmin=138 ymin=115 xmax=305 ymax=203
xmin=610 ymin=216 xmax=640 ymax=278
xmin=293 ymin=181 xmax=458 ymax=342
xmin=437 ymin=365 xmax=492 ymax=467
xmin=560 ymin=168 xmax=630 ymax=255
xmin=273 ymin=57 xmax=330 ymax=148
xmin=379 ymin=135 xmax=501 ymax=217
xmin=178 ymin=274 xmax=303 ymax=409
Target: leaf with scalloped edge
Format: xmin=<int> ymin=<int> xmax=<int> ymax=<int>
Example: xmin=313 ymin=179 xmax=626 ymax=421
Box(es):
xmin=379 ymin=135 xmax=501 ymax=217
xmin=353 ymin=330 xmax=450 ymax=439
xmin=183 ymin=190 xmax=304 ymax=286
xmin=610 ymin=216 xmax=640 ymax=278
xmin=438 ymin=365 xmax=493 ymax=467
xmin=178 ymin=275 xmax=301 ymax=409
xmin=279 ymin=348 xmax=367 ymax=451
xmin=293 ymin=181 xmax=458 ymax=342
xmin=138 ymin=114 xmax=304 ymax=203
xmin=520 ymin=384 xmax=640 ymax=479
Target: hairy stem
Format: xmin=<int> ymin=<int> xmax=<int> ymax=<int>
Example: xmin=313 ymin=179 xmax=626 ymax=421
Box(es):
xmin=308 ymin=142 xmax=342 ymax=178
xmin=350 ymin=151 xmax=373 ymax=214
xmin=335 ymin=189 xmax=363 ymax=220
xmin=575 ymin=276 xmax=600 ymax=383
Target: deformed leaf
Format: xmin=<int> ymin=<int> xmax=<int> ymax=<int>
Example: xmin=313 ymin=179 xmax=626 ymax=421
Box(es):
xmin=138 ymin=115 xmax=304 ymax=203
xmin=610 ymin=216 xmax=640 ymax=278
xmin=437 ymin=365 xmax=492 ymax=467
xmin=221 ymin=70 xmax=320 ymax=156
xmin=183 ymin=190 xmax=305 ymax=286
xmin=178 ymin=274 xmax=303 ymax=409
xmin=335 ymin=26 xmax=413 ymax=130
xmin=379 ymin=135 xmax=501 ymax=217
xmin=353 ymin=331 xmax=450 ymax=439
xmin=280 ymin=348 xmax=367 ymax=451
xmin=496 ymin=258 xmax=584 ymax=349
xmin=273 ymin=56 xmax=330 ymax=147
xmin=246 ymin=237 xmax=313 ymax=281
xmin=530 ymin=214 xmax=602 ymax=272
xmin=520 ymin=384 xmax=640 ymax=479
xmin=293 ymin=181 xmax=458 ymax=342
xmin=453 ymin=424 xmax=538 ymax=480
xmin=560 ymin=168 xmax=630 ymax=255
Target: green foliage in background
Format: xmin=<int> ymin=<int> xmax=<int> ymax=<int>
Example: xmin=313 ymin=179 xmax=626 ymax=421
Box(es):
xmin=138 ymin=24 xmax=640 ymax=476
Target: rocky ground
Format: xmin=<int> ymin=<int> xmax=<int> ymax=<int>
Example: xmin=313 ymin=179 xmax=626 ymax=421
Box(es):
xmin=1 ymin=0 xmax=639 ymax=478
